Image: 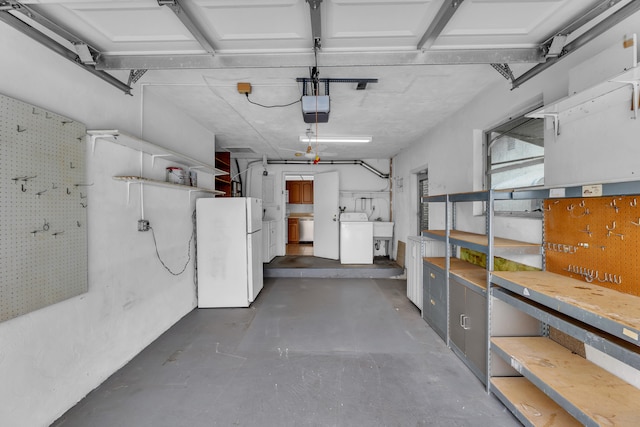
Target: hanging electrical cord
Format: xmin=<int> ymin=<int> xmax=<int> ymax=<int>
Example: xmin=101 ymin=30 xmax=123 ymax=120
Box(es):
xmin=244 ymin=93 xmax=301 ymax=108
xmin=148 ymin=209 xmax=196 ymax=276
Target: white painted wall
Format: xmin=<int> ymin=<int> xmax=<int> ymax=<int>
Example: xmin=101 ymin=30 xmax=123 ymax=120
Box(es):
xmin=0 ymin=25 xmax=214 ymax=426
xmin=392 ymin=11 xmax=640 ymax=387
xmin=243 ymin=160 xmax=392 ymax=256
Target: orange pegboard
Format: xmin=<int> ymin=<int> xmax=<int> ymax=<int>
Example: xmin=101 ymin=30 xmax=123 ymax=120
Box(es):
xmin=544 ymin=196 xmax=640 ymax=296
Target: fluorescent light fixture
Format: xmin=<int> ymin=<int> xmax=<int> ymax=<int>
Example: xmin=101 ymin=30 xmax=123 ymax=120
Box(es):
xmin=299 ymin=136 xmax=372 ymax=144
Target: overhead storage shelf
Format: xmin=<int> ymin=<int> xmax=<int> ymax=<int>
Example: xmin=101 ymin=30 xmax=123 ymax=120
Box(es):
xmin=526 ymin=65 xmax=640 ymax=133
xmin=112 ymin=176 xmax=224 ymax=195
xmin=88 ymin=130 xmax=226 ymax=176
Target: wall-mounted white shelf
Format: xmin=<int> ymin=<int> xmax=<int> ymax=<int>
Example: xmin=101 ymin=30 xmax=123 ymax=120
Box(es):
xmin=88 ymin=130 xmax=226 ymax=176
xmin=113 ymin=176 xmax=224 ymax=203
xmin=526 ymin=65 xmax=640 ymax=134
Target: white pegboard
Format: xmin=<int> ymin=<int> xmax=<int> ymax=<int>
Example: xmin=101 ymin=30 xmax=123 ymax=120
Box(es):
xmin=0 ymin=93 xmax=87 ymax=322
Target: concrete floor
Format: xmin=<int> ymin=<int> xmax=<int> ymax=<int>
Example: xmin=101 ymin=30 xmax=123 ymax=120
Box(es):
xmin=52 ymin=278 xmax=519 ymax=427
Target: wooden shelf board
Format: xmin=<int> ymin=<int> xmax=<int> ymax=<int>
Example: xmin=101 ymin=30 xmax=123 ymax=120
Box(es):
xmin=492 ymin=271 xmax=640 ymax=345
xmin=423 ymin=257 xmax=483 ymax=271
xmin=425 ymin=230 xmax=540 ymax=248
xmin=451 ymin=267 xmax=487 ymax=290
xmin=113 ymin=176 xmax=224 ymax=195
xmin=493 ymin=288 xmax=640 ymax=371
xmin=491 ymin=377 xmax=581 ymax=427
xmin=492 ymin=336 xmax=640 ymax=426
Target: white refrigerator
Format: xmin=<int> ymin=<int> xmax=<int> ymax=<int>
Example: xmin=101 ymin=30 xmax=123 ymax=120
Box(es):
xmin=196 ymin=197 xmax=264 ymax=308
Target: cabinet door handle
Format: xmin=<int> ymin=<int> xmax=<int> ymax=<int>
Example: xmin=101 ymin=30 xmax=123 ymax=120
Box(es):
xmin=430 ymin=298 xmax=436 ymax=306
xmin=459 ymin=314 xmax=465 ymax=328
xmin=461 ymin=315 xmax=470 ymax=330
xmin=430 ymin=273 xmax=436 ymax=279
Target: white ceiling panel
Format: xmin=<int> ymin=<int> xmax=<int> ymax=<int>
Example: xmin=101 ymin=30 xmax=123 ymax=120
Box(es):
xmin=192 ymin=0 xmax=311 ymax=53
xmin=28 ymin=1 xmax=205 ymax=54
xmin=435 ymin=0 xmax=605 ymax=49
xmin=324 ymin=0 xmax=437 ymax=50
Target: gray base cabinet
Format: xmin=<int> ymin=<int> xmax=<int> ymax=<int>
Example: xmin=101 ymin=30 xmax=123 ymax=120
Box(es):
xmin=448 ymin=277 xmax=487 ymax=382
xmin=422 ymin=261 xmax=447 ymax=341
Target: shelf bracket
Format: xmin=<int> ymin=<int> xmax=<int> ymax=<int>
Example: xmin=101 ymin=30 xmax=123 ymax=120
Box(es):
xmin=125 ymin=181 xmax=133 ymax=205
xmin=536 ymin=113 xmax=559 ymax=135
xmin=151 ymin=154 xmax=171 ymax=168
xmin=89 ymin=132 xmax=116 ymax=154
xmin=614 ymin=80 xmax=640 ymax=119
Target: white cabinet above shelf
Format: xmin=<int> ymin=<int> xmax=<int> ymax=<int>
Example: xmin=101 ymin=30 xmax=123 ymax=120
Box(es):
xmin=88 ymin=130 xmax=226 ymax=176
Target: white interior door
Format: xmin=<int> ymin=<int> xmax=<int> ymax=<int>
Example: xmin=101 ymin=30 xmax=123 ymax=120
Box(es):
xmin=313 ymin=171 xmax=339 ymax=259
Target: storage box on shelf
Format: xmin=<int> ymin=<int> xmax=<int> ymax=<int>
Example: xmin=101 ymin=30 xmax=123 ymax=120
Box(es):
xmin=489 ymin=182 xmax=640 ymax=427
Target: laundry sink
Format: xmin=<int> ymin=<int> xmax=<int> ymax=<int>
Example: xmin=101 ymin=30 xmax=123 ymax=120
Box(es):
xmin=373 ymin=222 xmax=394 ymax=238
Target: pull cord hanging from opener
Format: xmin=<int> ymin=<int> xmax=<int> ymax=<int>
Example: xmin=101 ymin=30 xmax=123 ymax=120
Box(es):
xmin=313 ymin=39 xmax=321 ymax=164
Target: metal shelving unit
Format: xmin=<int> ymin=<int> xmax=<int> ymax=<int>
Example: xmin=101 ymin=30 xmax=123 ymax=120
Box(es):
xmin=488 ymin=180 xmax=640 ymax=426
xmin=421 ymin=190 xmax=541 ymax=389
xmin=422 ymin=180 xmax=640 ymax=422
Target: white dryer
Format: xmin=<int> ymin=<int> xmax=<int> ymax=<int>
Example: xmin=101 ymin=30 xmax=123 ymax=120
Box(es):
xmin=339 ymin=212 xmax=373 ymax=264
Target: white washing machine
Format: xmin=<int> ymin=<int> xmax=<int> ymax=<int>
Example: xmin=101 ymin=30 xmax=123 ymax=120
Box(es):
xmin=339 ymin=212 xmax=374 ymax=264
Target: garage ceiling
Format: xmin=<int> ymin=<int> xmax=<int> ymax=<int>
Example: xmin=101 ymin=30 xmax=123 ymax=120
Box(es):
xmin=1 ymin=0 xmax=635 ymax=160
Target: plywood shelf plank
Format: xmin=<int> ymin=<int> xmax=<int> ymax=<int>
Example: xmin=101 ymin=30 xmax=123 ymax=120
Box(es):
xmin=491 ymin=377 xmax=581 ymax=427
xmin=423 ymin=257 xmax=482 ymax=271
xmin=451 ymin=268 xmax=487 ymax=291
xmin=492 ymin=336 xmax=640 ymax=427
xmin=423 ymin=230 xmax=540 ymax=255
xmin=492 ymin=270 xmax=640 ymax=346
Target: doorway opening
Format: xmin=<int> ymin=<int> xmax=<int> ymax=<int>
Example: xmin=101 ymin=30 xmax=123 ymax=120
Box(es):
xmin=285 ymin=174 xmax=314 ymax=256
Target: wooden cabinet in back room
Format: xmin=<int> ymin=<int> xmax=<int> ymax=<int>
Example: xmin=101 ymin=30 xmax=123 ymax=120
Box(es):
xmin=288 ymin=217 xmax=299 ymax=243
xmin=286 ymin=181 xmax=313 ymax=204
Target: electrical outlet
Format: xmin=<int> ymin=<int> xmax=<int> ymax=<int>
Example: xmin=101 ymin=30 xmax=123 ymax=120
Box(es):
xmin=138 ymin=219 xmax=150 ymax=232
